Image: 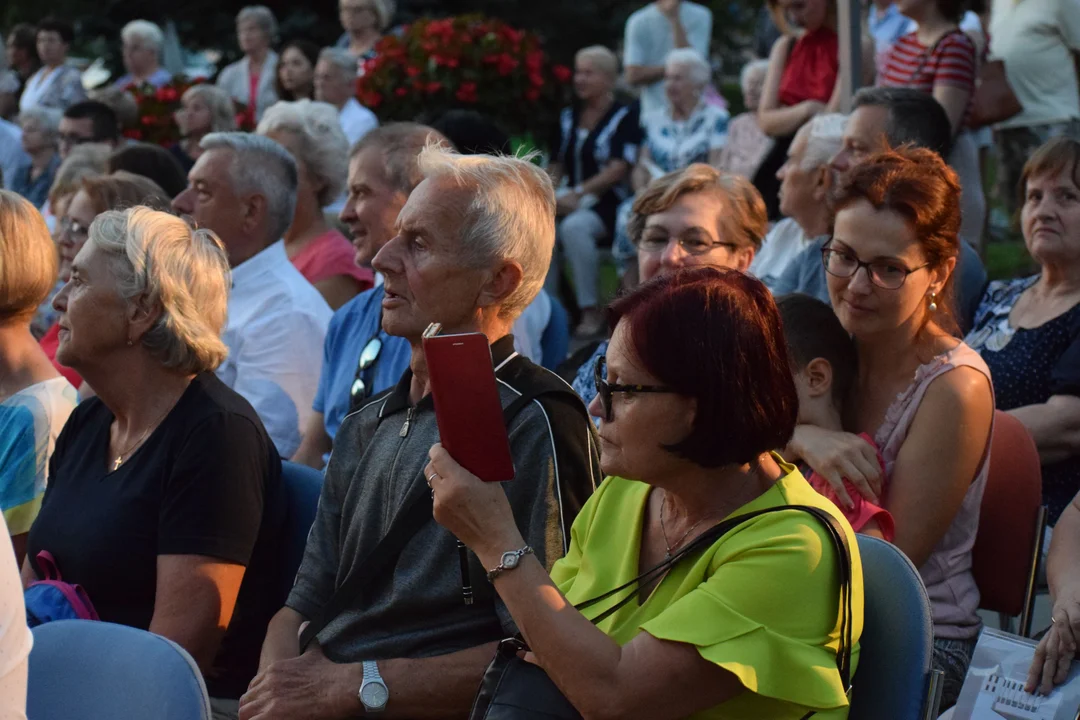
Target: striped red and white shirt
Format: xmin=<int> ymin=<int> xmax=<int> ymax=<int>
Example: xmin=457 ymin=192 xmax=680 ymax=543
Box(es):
xmin=878 ymin=30 xmax=977 ymax=126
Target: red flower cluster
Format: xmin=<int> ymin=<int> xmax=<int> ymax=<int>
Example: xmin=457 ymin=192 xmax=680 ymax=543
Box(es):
xmin=122 ymin=77 xmax=204 ymax=146
xmin=356 ymin=14 xmax=572 ymax=139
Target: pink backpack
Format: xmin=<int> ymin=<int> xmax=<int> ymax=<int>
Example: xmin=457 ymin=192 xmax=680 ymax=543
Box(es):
xmin=24 ymin=551 xmax=100 ymax=627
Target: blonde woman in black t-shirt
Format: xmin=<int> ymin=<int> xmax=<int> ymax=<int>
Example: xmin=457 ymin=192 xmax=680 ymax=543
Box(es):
xmin=23 ymin=206 xmax=285 ymax=718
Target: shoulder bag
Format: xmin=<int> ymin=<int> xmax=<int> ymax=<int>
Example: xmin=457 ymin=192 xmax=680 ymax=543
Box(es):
xmin=469 ymin=505 xmax=855 ymax=720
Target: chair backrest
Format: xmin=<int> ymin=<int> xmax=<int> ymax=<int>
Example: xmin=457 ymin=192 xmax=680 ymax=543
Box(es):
xmin=278 ymin=460 xmax=324 ymax=603
xmin=28 ymin=620 xmax=211 ymax=720
xmin=849 ymin=535 xmax=936 ymax=720
xmin=540 ymin=295 xmax=570 ymax=371
xmin=972 ymin=410 xmax=1043 ymax=619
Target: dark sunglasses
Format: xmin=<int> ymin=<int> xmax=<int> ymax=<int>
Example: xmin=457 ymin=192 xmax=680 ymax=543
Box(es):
xmin=593 ymin=355 xmax=677 ymax=422
xmin=348 ymin=336 xmax=383 ymax=411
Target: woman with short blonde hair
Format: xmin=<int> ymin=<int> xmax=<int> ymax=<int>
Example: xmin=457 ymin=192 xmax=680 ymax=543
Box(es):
xmin=42 ymin=171 xmax=170 ymax=389
xmin=0 ymin=190 xmax=78 ymax=561
xmin=547 ymin=43 xmax=640 ymax=337
xmin=24 ymin=205 xmax=284 ymax=715
xmin=257 ymin=100 xmax=373 ymax=308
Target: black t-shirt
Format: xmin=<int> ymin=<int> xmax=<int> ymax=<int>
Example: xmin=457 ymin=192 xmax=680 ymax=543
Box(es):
xmin=27 ymin=372 xmax=285 ymax=699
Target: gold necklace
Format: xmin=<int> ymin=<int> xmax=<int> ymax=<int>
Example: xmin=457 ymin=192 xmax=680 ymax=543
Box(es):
xmin=659 ymin=496 xmax=707 ymax=561
xmin=111 ymin=404 xmax=174 ymax=471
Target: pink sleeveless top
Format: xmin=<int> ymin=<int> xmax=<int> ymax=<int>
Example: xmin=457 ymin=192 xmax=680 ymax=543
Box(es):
xmin=290 ymin=230 xmax=374 ymax=289
xmin=874 ymin=342 xmax=993 ymax=640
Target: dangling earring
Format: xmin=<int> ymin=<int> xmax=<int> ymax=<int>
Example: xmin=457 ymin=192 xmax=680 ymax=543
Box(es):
xmin=928 ymin=292 xmax=938 ymax=313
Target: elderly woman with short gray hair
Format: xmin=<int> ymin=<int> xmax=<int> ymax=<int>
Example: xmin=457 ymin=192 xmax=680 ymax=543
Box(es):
xmin=217 ymin=5 xmax=280 ymax=124
xmin=115 ymin=20 xmax=172 ymax=89
xmin=23 ymin=205 xmax=285 ymax=720
xmin=631 ymin=49 xmax=729 ymax=193
xmin=12 ymin=107 xmax=62 ymax=208
xmin=336 ymin=0 xmax=395 ymax=61
xmin=257 ymin=100 xmax=373 ymax=308
xmin=547 ymin=45 xmax=642 ymax=338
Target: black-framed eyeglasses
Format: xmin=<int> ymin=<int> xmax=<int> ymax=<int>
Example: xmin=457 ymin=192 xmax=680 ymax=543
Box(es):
xmin=821 ymin=246 xmax=929 ymax=290
xmin=58 ymin=133 xmax=96 ymax=148
xmin=348 ymin=336 xmax=383 ymax=411
xmin=636 ymin=233 xmax=739 ymax=257
xmin=593 ymin=355 xmax=677 ymax=422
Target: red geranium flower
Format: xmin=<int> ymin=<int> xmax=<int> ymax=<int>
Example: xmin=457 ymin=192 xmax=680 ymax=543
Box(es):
xmin=553 ymin=65 xmax=572 ymax=83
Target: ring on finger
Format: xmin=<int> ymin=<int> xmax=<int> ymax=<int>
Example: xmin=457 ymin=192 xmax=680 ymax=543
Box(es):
xmin=427 ymin=471 xmax=439 ymax=486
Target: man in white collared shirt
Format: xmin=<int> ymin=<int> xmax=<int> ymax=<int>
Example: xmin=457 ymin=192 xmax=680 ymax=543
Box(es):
xmin=173 ymin=132 xmax=332 ymax=458
xmin=315 ymin=47 xmax=378 ymax=146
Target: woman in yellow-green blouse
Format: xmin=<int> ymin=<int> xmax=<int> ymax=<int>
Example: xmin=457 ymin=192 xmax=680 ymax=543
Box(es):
xmin=428 ymin=267 xmax=863 ymax=720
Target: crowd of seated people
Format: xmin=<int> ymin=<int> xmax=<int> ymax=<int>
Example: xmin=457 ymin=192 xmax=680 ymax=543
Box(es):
xmin=1 ymin=1 xmax=1079 ymax=718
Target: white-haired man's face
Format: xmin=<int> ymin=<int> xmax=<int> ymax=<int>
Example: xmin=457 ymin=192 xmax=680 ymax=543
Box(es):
xmin=372 ymin=176 xmax=517 ymax=342
xmin=314 ymin=58 xmax=352 ymax=108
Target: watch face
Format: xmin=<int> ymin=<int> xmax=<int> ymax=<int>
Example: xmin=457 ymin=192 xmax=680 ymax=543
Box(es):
xmin=502 ymin=551 xmax=520 ymax=569
xmin=361 ymin=682 xmax=389 ymax=708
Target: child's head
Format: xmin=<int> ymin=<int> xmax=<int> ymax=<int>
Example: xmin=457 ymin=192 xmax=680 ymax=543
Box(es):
xmin=777 ymin=294 xmax=857 ymax=430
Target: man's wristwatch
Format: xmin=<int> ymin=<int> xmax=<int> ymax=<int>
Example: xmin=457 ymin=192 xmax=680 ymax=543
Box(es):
xmin=358 ymin=660 xmax=388 ymax=713
xmin=486 ymin=546 xmax=534 ymax=583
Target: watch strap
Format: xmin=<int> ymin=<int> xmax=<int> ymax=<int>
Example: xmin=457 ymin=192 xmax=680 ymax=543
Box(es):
xmin=485 ymin=545 xmax=534 ymax=583
xmin=362 ymin=659 xmax=381 ymax=682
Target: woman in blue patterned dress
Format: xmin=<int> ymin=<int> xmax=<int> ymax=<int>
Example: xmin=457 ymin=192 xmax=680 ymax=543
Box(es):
xmin=965 ymin=137 xmax=1080 ymax=529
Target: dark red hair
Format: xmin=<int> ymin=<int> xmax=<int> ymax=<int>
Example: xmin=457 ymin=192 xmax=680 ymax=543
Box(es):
xmin=829 ymin=145 xmax=961 ymax=333
xmin=607 ymin=267 xmax=798 ymax=468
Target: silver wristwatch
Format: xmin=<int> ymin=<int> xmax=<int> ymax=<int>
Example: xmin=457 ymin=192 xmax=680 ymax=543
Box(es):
xmin=358 ymin=659 xmax=388 ymax=713
xmin=486 ymin=546 xmax=534 ymax=583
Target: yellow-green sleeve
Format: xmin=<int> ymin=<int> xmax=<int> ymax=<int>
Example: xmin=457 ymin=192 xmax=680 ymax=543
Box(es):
xmin=640 ymin=517 xmax=853 ymax=712
xmin=550 ymin=475 xmax=611 ymax=592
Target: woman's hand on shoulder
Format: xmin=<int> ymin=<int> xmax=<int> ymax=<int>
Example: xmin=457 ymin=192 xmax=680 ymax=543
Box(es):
xmin=788 ymin=425 xmax=883 ymax=508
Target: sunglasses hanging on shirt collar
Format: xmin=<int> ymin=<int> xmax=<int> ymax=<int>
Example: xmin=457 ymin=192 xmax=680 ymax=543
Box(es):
xmin=348 ymin=336 xmax=384 ymax=412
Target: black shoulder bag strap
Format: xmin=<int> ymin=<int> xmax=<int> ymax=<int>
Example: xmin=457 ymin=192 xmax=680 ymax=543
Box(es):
xmin=298 ymin=379 xmax=583 ymax=652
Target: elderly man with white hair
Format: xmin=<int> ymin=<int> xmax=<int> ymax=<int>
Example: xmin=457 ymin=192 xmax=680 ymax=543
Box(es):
xmin=172 ymin=132 xmax=332 ymax=459
xmin=315 ymin=47 xmax=378 ymax=146
xmin=752 ymin=112 xmax=846 ymax=293
xmin=114 ymin=20 xmax=173 ymax=89
xmin=241 ymin=146 xmax=601 ymax=720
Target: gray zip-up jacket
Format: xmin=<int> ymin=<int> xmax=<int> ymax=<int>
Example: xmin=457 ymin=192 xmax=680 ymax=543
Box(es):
xmin=287 ymin=335 xmax=602 ymax=662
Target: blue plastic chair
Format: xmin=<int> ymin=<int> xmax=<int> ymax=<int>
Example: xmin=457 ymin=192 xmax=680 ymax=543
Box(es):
xmin=540 ymin=295 xmax=570 ymax=371
xmin=28 ymin=620 xmax=211 ymax=720
xmin=849 ymin=535 xmax=943 ymax=720
xmin=279 ymin=460 xmax=324 ymax=602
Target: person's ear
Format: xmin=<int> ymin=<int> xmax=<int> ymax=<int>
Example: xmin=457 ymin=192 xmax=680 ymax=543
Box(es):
xmin=928 ymin=257 xmax=956 ymax=298
xmin=813 ymin=165 xmax=831 ymax=201
xmin=803 ymin=357 xmax=834 ymax=399
xmin=126 ymin=294 xmax=163 ymax=345
xmin=241 ymin=193 xmax=267 ymax=235
xmin=477 ymin=260 xmax=524 ymax=313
